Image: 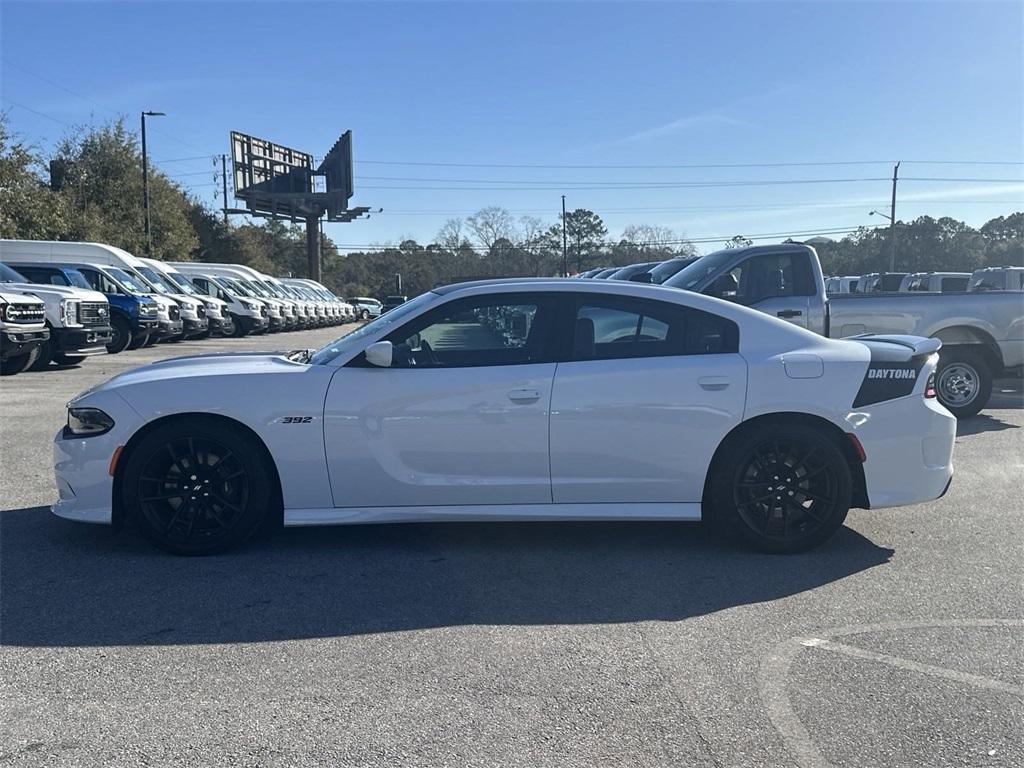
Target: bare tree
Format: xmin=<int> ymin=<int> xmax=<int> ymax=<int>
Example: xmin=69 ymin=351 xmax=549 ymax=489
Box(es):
xmin=435 ymin=218 xmax=466 ymax=251
xmin=620 ymin=224 xmax=696 ymax=256
xmin=466 ymin=206 xmax=514 ymax=252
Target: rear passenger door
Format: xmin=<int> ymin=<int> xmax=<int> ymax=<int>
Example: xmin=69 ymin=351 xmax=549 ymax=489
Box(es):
xmin=549 ymin=294 xmax=747 ymax=504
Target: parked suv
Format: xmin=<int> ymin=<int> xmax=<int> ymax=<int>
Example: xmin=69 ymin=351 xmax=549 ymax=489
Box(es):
xmin=349 ymin=296 xmax=383 ymax=320
xmin=0 ymin=262 xmax=113 ymax=368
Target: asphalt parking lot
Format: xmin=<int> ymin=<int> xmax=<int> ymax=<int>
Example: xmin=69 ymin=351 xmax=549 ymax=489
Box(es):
xmin=1 ymin=327 xmax=1021 ymax=768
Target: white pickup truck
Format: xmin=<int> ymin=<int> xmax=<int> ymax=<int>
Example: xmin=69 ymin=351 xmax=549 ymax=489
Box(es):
xmin=664 ymin=244 xmax=1024 ymax=417
xmin=0 ymin=289 xmax=48 ymax=375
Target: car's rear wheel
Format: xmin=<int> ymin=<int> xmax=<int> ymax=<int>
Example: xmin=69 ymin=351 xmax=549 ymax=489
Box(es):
xmin=122 ymin=419 xmax=274 ymax=555
xmin=935 ymin=348 xmax=991 ymax=419
xmin=709 ymin=424 xmax=851 ymax=553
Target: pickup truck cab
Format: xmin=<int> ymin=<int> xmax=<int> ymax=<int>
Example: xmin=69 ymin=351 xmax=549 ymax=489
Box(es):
xmin=899 ymin=272 xmax=971 ymax=293
xmin=0 ymin=288 xmax=48 ymax=374
xmin=969 ymin=266 xmax=1024 ymax=292
xmin=859 ymin=272 xmax=909 ymax=293
xmin=664 ymin=244 xmax=1024 ymax=417
xmin=0 ymin=262 xmax=113 ymax=368
xmin=1 ymin=262 xmax=159 ymax=353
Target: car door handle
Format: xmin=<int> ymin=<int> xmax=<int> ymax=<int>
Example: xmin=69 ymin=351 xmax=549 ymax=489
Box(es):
xmin=698 ymin=376 xmax=730 ymax=391
xmin=777 ymin=309 xmax=803 ymax=318
xmin=508 ymin=389 xmax=541 ymax=403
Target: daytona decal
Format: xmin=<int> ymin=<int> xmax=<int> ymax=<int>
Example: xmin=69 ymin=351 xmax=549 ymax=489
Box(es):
xmin=853 ymin=361 xmax=926 ymax=407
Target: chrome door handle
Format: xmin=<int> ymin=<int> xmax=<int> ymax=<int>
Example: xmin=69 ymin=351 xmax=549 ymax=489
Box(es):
xmin=508 ymin=389 xmax=541 ymax=403
xmin=698 ymin=376 xmax=730 ymax=391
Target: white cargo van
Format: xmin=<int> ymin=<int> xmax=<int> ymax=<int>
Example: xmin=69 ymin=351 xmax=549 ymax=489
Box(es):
xmin=172 ymin=264 xmax=270 ymax=337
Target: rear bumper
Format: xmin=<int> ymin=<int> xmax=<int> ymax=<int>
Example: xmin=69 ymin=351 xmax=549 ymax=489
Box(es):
xmin=844 ymin=395 xmax=956 ymax=508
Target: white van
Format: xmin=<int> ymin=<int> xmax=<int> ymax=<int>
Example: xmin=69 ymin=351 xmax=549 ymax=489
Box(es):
xmin=1 ymin=241 xmax=185 ymax=342
xmin=170 ymin=263 xmax=290 ymax=332
xmin=178 ymin=263 xmax=304 ymax=330
xmin=139 ymin=258 xmax=232 ymax=337
xmin=172 ymin=264 xmax=270 ymax=337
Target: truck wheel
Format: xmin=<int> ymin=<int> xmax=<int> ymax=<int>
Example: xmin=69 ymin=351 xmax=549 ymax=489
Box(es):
xmin=0 ymin=346 xmax=41 ymax=376
xmin=935 ymin=349 xmax=992 ymax=419
xmin=107 ymin=317 xmax=132 ymax=354
xmin=127 ymin=334 xmax=148 ymax=350
xmin=28 ymin=337 xmax=55 ymax=371
xmin=707 ymin=423 xmax=851 ymax=554
xmin=230 ymin=319 xmax=248 ymax=338
xmin=121 ymin=418 xmax=275 ymax=555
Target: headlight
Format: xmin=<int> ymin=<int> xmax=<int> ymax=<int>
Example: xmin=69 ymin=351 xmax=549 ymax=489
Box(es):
xmin=61 ymin=298 xmax=81 ymax=327
xmin=242 ymin=300 xmax=257 ymax=310
xmin=65 ymin=407 xmax=115 ymax=437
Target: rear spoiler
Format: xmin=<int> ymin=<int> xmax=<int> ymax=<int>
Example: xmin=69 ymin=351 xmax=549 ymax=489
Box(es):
xmin=849 ymin=334 xmax=941 ymax=362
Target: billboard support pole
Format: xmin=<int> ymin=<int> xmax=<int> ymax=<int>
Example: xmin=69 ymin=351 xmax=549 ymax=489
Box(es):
xmin=306 ymin=215 xmax=321 ymax=281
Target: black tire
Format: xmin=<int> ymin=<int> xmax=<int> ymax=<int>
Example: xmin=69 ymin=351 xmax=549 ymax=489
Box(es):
xmin=230 ymin=317 xmax=248 ymax=338
xmin=28 ymin=336 xmax=55 ymax=371
xmin=107 ymin=317 xmax=132 ymax=354
xmin=143 ymin=333 xmax=161 ymax=347
xmin=935 ymin=348 xmax=992 ymax=419
xmin=707 ymin=423 xmax=852 ymax=554
xmin=0 ymin=346 xmax=41 ymax=375
xmin=53 ymin=353 xmax=87 ymax=366
xmin=121 ymin=418 xmax=275 ymax=555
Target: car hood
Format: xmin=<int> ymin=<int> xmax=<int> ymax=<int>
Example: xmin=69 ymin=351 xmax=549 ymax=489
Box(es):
xmin=76 ymin=351 xmax=308 ymax=400
xmin=2 ymin=282 xmax=107 ymax=303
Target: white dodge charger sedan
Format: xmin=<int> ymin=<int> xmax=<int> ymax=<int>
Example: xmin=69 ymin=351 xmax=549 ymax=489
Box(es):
xmin=53 ymin=279 xmax=956 ymax=555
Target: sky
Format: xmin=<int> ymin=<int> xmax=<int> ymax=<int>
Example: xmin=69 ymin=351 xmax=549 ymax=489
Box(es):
xmin=2 ymin=0 xmax=1022 ymax=254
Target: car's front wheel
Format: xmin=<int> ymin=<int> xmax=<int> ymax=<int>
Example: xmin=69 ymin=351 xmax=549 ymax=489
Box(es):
xmin=360 ymin=309 xmax=369 ymax=320
xmin=708 ymin=424 xmax=851 ymax=553
xmin=122 ymin=418 xmax=275 ymax=555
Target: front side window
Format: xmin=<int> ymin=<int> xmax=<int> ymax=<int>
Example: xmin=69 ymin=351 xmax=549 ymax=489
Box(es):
xmin=80 ymin=268 xmax=121 ymax=295
xmin=570 ymin=295 xmax=738 ymax=361
xmin=385 ymin=295 xmax=550 ymax=368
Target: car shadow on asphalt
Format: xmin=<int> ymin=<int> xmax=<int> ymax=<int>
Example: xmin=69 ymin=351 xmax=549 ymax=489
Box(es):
xmin=955 ymin=414 xmax=1020 ymax=436
xmin=1 ymin=508 xmax=894 ymax=648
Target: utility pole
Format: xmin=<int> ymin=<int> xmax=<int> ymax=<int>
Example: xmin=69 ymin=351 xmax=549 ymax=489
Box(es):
xmin=140 ymin=111 xmax=165 ymax=256
xmin=221 ymin=154 xmax=229 ymax=224
xmin=306 ymin=215 xmax=321 ymax=282
xmin=561 ymin=195 xmax=568 ymax=277
xmin=889 ymin=161 xmax=899 ymax=272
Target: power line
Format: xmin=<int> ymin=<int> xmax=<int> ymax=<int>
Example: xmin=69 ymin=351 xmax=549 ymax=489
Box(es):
xmin=2 ymin=100 xmax=76 ymax=128
xmin=356 ymin=158 xmax=1024 ymax=170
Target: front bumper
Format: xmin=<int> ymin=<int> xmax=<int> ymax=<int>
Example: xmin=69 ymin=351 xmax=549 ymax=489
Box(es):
xmin=182 ymin=317 xmax=210 ymax=337
xmin=1 ymin=328 xmax=49 ymax=359
xmin=209 ymin=316 xmax=235 ymax=336
xmin=54 ymin=326 xmax=114 ymax=355
xmin=157 ymin=318 xmax=185 ymax=339
xmin=844 ymin=394 xmax=956 ymax=508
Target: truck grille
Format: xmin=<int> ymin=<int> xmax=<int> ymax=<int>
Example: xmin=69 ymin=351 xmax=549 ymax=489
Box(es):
xmin=5 ymin=303 xmax=45 ymax=324
xmin=80 ymin=302 xmax=110 ymax=327
xmin=197 ymin=303 xmax=206 ymax=318
xmin=169 ymin=305 xmax=181 ymax=321
xmin=140 ymin=304 xmax=158 ymax=318
xmin=260 ymin=306 xmax=268 ymax=318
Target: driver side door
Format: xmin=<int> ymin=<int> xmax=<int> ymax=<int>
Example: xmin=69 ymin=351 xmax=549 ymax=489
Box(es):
xmin=322 ymin=293 xmax=558 ymax=508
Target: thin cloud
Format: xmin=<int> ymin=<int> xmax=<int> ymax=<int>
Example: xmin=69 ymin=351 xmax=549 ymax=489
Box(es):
xmin=619 ymin=113 xmax=747 ymax=144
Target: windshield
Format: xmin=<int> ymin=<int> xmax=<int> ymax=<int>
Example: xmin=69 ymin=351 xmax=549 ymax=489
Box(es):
xmin=137 ymin=266 xmax=179 ymax=294
xmin=106 ymin=267 xmax=151 ymax=293
xmin=0 ymin=263 xmax=28 ymax=282
xmin=166 ymin=271 xmax=202 ymax=296
xmin=215 ymin=277 xmax=249 ymax=297
xmin=648 ymin=256 xmax=699 ymax=284
xmin=243 ymin=279 xmax=272 ymax=298
xmin=663 ymin=248 xmax=737 ymax=290
xmin=310 ymin=292 xmax=436 ymax=365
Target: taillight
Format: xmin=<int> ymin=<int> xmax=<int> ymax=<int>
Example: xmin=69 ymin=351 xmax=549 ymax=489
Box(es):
xmin=925 ymin=373 xmax=937 ymax=399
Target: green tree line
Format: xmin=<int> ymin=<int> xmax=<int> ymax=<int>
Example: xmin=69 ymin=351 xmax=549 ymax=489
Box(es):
xmin=2 ymin=116 xmax=1020 ymax=300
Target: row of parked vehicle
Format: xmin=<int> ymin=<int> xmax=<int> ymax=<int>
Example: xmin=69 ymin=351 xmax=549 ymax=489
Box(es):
xmin=0 ymin=239 xmax=384 ymax=376
xmin=825 ymin=266 xmax=1024 ymax=295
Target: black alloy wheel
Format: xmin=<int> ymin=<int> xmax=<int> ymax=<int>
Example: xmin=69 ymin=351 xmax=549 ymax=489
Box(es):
xmin=123 ymin=420 xmax=273 ymax=554
xmin=711 ymin=425 xmax=851 ymax=553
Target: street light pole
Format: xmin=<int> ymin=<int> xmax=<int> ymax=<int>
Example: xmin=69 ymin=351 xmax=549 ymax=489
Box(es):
xmin=141 ymin=110 xmax=165 ymax=256
xmin=561 ymin=195 xmax=568 ymax=277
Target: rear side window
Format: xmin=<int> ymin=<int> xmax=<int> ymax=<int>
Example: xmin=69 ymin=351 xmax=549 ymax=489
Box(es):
xmin=569 ymin=295 xmax=738 ymax=361
xmin=940 ymin=277 xmax=968 ymax=292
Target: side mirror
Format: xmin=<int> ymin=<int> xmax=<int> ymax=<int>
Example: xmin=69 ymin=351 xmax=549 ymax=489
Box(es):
xmin=629 ymin=272 xmax=653 ymax=284
xmin=364 ymin=340 xmax=394 ymax=368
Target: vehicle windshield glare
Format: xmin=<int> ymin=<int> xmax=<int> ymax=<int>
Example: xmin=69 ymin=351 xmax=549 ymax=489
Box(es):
xmin=107 ymin=267 xmax=150 ymax=293
xmin=166 ymin=272 xmax=202 ymax=296
xmin=310 ymin=292 xmax=436 ymax=365
xmin=663 ymin=248 xmax=738 ymax=290
xmin=137 ymin=267 xmax=178 ymax=294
